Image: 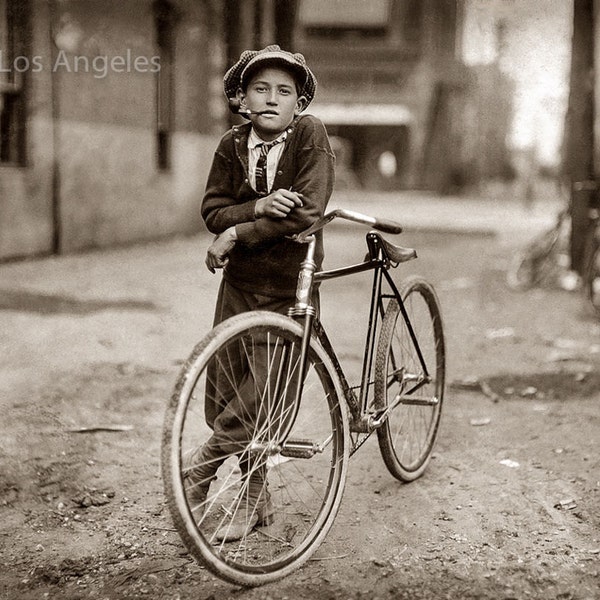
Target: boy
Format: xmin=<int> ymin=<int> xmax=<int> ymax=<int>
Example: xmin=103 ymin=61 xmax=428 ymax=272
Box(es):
xmin=187 ymin=45 xmax=335 ymax=541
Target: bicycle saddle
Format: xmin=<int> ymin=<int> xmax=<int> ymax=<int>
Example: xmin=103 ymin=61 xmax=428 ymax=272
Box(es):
xmin=366 ymin=232 xmax=417 ymax=266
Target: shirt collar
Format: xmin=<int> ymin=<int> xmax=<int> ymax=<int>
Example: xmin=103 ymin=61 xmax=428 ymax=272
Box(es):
xmin=248 ymin=128 xmax=288 ymax=150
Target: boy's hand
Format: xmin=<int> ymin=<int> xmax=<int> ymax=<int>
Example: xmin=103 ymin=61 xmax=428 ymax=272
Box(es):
xmin=205 ymin=227 xmax=237 ymax=273
xmin=255 ymin=189 xmax=303 ymax=219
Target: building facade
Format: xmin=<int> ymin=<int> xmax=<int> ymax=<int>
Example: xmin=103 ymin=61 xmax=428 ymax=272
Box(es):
xmin=1 ymin=0 xmax=510 ymax=260
xmin=293 ymin=0 xmax=469 ymax=191
xmin=1 ymin=0 xmax=225 ymax=260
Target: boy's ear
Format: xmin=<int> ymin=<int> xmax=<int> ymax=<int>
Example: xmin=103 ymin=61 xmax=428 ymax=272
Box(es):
xmin=236 ymin=87 xmax=246 ymax=107
xmin=295 ymin=96 xmax=307 ymax=115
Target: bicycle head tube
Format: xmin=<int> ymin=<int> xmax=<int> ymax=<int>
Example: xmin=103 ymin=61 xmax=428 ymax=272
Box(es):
xmin=288 ymin=235 xmax=317 ymax=318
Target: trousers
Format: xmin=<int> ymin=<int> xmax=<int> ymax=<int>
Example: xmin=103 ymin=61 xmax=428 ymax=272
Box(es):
xmin=204 ymin=279 xmax=319 ymax=457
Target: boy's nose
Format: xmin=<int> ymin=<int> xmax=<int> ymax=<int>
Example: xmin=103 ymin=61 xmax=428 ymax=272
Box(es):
xmin=266 ymin=90 xmax=278 ymax=104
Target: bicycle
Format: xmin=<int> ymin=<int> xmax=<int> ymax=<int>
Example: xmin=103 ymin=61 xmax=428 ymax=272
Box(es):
xmin=505 ymin=206 xmax=571 ymax=291
xmin=583 ymin=207 xmax=600 ymax=318
xmin=505 ymin=178 xmax=600 ymax=318
xmin=161 ymin=208 xmax=446 ymax=586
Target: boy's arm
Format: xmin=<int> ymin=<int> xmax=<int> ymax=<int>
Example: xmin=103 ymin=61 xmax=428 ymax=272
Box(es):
xmin=235 ymin=118 xmax=335 ymax=246
xmin=201 ymin=148 xmax=258 ymax=234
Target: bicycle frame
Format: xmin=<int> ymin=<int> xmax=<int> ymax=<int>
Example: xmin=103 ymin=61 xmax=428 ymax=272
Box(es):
xmin=287 ymin=231 xmax=431 ymax=440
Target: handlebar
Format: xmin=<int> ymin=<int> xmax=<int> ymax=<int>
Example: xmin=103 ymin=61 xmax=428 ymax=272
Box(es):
xmin=293 ymin=209 xmax=403 ymax=243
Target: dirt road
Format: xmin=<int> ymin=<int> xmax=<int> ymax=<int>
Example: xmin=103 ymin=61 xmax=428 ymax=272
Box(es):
xmin=1 ymin=213 xmax=599 ymax=599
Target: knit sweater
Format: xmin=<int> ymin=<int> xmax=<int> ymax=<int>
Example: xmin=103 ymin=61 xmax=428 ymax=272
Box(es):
xmin=201 ymin=114 xmax=335 ymax=297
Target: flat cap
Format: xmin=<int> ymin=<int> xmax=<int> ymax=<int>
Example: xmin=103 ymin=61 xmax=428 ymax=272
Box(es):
xmin=223 ymin=44 xmax=317 ymax=115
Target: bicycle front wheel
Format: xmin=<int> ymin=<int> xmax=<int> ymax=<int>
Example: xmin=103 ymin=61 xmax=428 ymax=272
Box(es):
xmin=162 ymin=311 xmax=349 ymax=586
xmin=374 ymin=276 xmax=445 ymax=482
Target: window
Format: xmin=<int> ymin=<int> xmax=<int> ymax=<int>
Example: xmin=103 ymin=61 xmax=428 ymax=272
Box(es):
xmin=154 ymin=0 xmax=176 ymax=170
xmin=0 ymin=0 xmax=28 ymax=165
xmin=298 ymin=0 xmax=391 ymax=39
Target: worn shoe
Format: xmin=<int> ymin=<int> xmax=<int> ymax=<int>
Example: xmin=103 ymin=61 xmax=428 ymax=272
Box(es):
xmin=183 ymin=445 xmax=220 ymax=514
xmin=185 ymin=479 xmax=209 ymax=514
xmin=215 ymin=484 xmax=274 ymax=542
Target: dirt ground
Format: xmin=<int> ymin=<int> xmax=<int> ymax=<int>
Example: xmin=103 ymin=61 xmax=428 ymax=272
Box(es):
xmin=1 ymin=209 xmax=599 ymax=599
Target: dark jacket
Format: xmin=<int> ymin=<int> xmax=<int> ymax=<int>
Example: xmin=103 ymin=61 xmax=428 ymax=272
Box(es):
xmin=202 ymin=114 xmax=335 ymax=297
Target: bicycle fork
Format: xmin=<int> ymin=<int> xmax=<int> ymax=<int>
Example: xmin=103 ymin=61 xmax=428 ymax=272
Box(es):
xmin=287 ymin=233 xmax=319 ymax=373
xmin=247 ymin=235 xmax=320 ymax=460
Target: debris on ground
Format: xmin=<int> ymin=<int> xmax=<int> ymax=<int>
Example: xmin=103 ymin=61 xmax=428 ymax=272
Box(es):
xmin=450 ymin=377 xmax=501 ymax=402
xmin=554 ymin=498 xmax=578 ymax=511
xmin=469 ymin=417 xmax=491 ymax=426
xmin=520 ymin=386 xmax=538 ymax=398
xmin=72 ymin=488 xmax=116 ymax=508
xmin=485 ymin=327 xmax=516 ymax=340
xmin=66 ymin=424 xmax=134 ymax=433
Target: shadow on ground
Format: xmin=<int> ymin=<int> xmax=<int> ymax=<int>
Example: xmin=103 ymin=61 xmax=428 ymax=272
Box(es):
xmin=0 ymin=289 xmax=159 ymax=315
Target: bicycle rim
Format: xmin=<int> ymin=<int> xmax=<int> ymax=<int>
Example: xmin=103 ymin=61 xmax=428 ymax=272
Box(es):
xmin=162 ymin=312 xmax=349 ymax=586
xmin=374 ymin=276 xmax=445 ymax=482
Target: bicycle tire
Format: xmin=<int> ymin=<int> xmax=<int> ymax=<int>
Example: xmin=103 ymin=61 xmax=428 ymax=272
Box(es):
xmin=374 ymin=276 xmax=446 ymax=482
xmin=162 ymin=311 xmax=349 ymax=586
xmin=506 ymin=250 xmax=538 ymax=290
xmin=583 ymin=235 xmax=600 ymax=318
xmin=506 ymin=212 xmax=568 ymax=291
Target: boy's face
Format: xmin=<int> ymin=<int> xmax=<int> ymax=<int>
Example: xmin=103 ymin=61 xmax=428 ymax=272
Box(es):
xmin=239 ymin=66 xmax=306 ymax=141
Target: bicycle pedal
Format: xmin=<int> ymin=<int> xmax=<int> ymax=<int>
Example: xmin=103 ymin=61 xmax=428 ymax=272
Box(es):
xmin=280 ymin=439 xmax=320 ymax=459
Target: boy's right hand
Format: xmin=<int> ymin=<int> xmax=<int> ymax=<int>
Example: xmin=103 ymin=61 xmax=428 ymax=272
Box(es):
xmin=255 ymin=189 xmax=303 ymax=219
xmin=205 ymin=227 xmax=237 ymax=273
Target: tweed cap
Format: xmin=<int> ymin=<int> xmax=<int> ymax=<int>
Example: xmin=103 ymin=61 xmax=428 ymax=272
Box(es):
xmin=223 ymin=44 xmax=317 ymax=115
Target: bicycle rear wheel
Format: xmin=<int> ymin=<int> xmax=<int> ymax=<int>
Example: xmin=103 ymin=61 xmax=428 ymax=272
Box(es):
xmin=506 ymin=238 xmax=561 ymax=290
xmin=506 ymin=249 xmax=539 ymax=290
xmin=374 ymin=276 xmax=445 ymax=482
xmin=162 ymin=311 xmax=349 ymax=586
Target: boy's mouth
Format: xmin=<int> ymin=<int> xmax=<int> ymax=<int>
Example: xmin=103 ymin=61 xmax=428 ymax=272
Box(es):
xmin=239 ymin=109 xmax=279 ymax=116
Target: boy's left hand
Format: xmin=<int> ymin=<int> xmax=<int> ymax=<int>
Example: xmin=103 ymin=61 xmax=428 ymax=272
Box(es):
xmin=206 ymin=227 xmax=237 ymax=273
xmin=255 ymin=189 xmax=303 ymax=219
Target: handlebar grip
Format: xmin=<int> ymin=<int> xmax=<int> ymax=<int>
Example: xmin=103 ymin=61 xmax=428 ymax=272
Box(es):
xmin=372 ymin=218 xmax=403 ymax=234
xmin=293 ymin=208 xmax=403 ymax=242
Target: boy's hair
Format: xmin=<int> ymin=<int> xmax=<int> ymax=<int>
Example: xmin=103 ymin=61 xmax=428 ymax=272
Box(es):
xmin=223 ymin=45 xmax=317 ymax=115
xmin=241 ymin=60 xmax=304 ymax=95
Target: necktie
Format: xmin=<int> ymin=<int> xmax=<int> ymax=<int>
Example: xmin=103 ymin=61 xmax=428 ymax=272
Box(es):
xmin=254 ymin=139 xmax=281 ymax=195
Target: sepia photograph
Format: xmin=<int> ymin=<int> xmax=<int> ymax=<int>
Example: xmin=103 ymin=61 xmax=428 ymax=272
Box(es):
xmin=1 ymin=1 xmax=598 ymax=598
